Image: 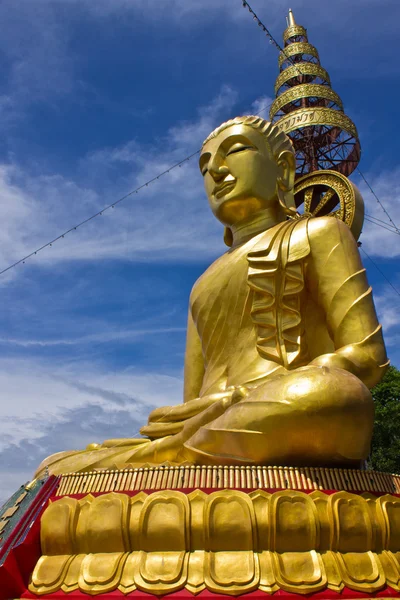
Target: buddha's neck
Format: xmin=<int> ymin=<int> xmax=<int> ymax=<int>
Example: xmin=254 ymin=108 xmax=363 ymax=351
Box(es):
xmin=230 ymin=206 xmax=286 ymax=248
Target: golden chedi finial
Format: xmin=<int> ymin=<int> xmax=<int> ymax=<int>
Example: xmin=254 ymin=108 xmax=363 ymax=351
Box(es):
xmin=287 ymin=7 xmax=296 ymax=27
xmin=270 ymin=10 xmax=361 ymax=177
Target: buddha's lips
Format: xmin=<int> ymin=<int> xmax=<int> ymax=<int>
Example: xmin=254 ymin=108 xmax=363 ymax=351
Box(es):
xmin=214 ymin=180 xmax=236 ymax=199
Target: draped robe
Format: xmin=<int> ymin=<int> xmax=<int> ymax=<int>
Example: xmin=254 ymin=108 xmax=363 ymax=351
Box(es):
xmin=36 ymin=216 xmax=388 ymax=475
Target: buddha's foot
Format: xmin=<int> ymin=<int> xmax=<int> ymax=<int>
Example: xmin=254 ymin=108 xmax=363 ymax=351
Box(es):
xmin=34 ymin=392 xmax=242 ymax=476
xmin=35 ymin=438 xmax=152 ymax=477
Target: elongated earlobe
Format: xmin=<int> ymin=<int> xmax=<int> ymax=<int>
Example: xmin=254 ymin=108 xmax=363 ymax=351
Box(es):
xmin=276 ymin=186 xmax=299 ymax=218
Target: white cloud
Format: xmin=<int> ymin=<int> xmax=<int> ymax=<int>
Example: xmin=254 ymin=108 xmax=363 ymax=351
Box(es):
xmin=0 ymin=326 xmax=185 ymax=348
xmin=374 ymin=289 xmax=400 ymax=347
xmin=357 ymin=167 xmax=400 ymax=259
xmin=0 ymin=358 xmax=182 ymax=445
xmin=0 ymin=88 xmax=243 ymax=273
xmin=250 ymin=96 xmax=275 ymax=118
xmin=0 ymin=356 xmax=183 ymax=501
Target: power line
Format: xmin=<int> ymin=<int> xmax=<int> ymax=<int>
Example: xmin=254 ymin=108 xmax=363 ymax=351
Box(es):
xmin=365 ymin=215 xmax=400 ymax=236
xmin=365 ymin=213 xmax=399 ymax=228
xmin=0 ymin=102 xmax=273 ymax=277
xmin=242 ymin=1 xmax=400 ymax=238
xmin=357 ymin=168 xmax=400 ymax=234
xmin=241 ymin=0 xmax=400 ymax=301
xmin=1 ymin=152 xmax=199 ymax=276
xmin=241 ymin=1 xmax=300 ymax=69
xmin=360 ymin=247 xmax=400 ymax=299
xmin=0 ymin=79 xmax=398 ymax=278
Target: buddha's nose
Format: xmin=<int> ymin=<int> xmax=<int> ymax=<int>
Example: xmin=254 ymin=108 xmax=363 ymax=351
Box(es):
xmin=208 ymin=152 xmax=229 ymax=181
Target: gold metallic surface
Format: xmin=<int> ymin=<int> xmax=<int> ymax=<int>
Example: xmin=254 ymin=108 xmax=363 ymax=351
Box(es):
xmin=293 ymin=170 xmax=365 ymax=240
xmin=275 ymin=9 xmax=361 ymax=177
xmin=269 ymin=84 xmax=343 ymax=120
xmin=30 ymin=489 xmax=400 ymax=596
xmin=278 ymin=42 xmax=319 ymax=67
xmin=55 ymin=467 xmax=400 ymax=496
xmin=36 ymin=115 xmax=387 ymax=476
xmin=275 ymin=106 xmax=358 ymax=138
xmin=283 ymin=24 xmax=307 ymax=42
xmin=275 ymin=63 xmax=330 ymax=94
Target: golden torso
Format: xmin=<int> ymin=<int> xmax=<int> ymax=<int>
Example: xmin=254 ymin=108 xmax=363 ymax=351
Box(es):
xmin=191 ymin=219 xmax=335 ymax=397
xmin=191 ymin=234 xmax=270 ymax=396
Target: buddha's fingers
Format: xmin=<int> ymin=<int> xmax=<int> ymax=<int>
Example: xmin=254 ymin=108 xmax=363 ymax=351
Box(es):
xmin=140 ymin=420 xmax=184 ymax=439
xmin=101 ymin=438 xmax=150 ymax=448
xmin=126 ymin=392 xmax=239 ymax=465
xmin=147 ymin=391 xmax=233 ymax=424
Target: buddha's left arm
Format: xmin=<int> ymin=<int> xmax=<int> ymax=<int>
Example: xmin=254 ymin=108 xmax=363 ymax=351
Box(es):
xmin=306 ymin=216 xmax=389 ymax=388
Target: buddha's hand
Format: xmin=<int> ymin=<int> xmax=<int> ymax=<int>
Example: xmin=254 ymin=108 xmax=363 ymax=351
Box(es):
xmin=141 ymin=386 xmax=249 ymax=440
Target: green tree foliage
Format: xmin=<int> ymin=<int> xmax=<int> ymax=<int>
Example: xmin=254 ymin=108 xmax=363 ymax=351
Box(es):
xmin=369 ymin=365 xmax=400 ymax=473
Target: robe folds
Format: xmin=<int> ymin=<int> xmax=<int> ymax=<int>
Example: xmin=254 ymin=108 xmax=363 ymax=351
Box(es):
xmin=36 ymin=216 xmax=388 ymax=475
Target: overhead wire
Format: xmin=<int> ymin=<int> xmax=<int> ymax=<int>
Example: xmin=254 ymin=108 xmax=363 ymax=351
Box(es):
xmin=364 ymin=215 xmax=400 ymax=236
xmin=0 ymin=150 xmax=202 ymax=276
xmin=0 ymin=101 xmax=273 ymax=277
xmin=241 ymin=0 xmax=400 ymax=238
xmin=241 ymin=1 xmax=297 ymax=65
xmin=0 ymin=4 xmax=398 ymax=277
xmin=357 ymin=168 xmax=400 ymax=233
xmin=241 ymin=0 xmax=400 ymax=300
xmin=360 ymin=248 xmax=400 ymax=299
xmin=0 ymin=95 xmax=398 ymax=276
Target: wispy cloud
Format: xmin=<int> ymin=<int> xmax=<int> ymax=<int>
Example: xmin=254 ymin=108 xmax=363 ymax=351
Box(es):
xmin=0 ymin=87 xmax=243 ymax=273
xmin=250 ymin=96 xmax=274 ymax=117
xmin=0 ymin=0 xmax=399 ymax=509
xmin=374 ymin=288 xmax=400 ymax=348
xmin=0 ymin=355 xmax=183 ymax=501
xmin=357 ymin=167 xmax=400 ymax=259
xmin=0 ymin=326 xmax=185 ymax=347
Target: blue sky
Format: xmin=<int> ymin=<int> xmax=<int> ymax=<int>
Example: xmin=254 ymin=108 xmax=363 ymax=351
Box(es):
xmin=0 ymin=0 xmax=399 ymax=502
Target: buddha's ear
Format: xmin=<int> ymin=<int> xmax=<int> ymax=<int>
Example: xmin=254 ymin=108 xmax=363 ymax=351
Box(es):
xmin=276 ymin=150 xmax=296 ymax=193
xmin=276 ymin=150 xmax=297 ymax=215
xmin=224 ymin=227 xmax=233 ymax=247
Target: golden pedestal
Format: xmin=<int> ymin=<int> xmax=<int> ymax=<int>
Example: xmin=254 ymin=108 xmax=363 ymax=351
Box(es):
xmin=28 ymin=465 xmax=400 ymax=597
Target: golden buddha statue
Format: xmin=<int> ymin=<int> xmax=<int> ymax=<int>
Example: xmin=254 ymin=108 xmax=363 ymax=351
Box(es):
xmin=37 ymin=116 xmax=388 ymax=477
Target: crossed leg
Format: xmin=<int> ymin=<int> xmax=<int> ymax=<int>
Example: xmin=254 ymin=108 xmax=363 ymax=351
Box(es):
xmin=182 ymin=366 xmax=374 ymax=468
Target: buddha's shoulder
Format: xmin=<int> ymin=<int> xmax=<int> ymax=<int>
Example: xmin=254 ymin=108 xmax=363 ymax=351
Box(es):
xmin=189 ymin=251 xmax=232 ymax=297
xmin=306 ymin=215 xmax=353 ymax=243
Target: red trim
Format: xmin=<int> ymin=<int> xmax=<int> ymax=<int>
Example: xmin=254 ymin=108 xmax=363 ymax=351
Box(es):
xmin=19 ymin=584 xmax=400 ymax=599
xmin=4 ymin=482 xmax=400 ymax=599
xmin=0 ymin=476 xmax=60 ymax=599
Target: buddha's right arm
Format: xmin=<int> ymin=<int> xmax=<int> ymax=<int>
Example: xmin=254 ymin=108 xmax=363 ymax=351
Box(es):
xmin=183 ymin=309 xmax=205 ymax=403
xmin=306 ymin=216 xmax=389 ymax=388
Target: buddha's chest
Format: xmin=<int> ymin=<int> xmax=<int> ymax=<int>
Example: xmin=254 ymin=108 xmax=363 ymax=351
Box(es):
xmin=190 ymin=220 xmax=311 ymax=369
xmin=190 ymin=243 xmax=251 ymax=326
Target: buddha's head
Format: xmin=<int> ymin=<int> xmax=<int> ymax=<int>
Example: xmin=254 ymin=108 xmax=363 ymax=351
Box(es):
xmin=200 ymin=116 xmax=297 ymax=245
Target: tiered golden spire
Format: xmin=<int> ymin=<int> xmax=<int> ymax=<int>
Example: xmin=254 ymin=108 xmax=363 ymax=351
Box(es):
xmin=270 ymin=9 xmax=361 ymax=176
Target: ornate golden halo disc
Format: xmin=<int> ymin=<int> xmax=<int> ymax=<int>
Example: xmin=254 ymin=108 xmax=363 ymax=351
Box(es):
xmin=294 ymin=169 xmax=364 ymax=240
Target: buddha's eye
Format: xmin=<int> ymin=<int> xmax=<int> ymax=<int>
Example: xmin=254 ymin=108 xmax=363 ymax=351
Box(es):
xmin=226 ymin=143 xmax=254 ymax=156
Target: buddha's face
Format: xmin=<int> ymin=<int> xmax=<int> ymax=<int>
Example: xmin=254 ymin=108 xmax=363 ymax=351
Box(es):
xmin=199 ymin=124 xmax=281 ymax=226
